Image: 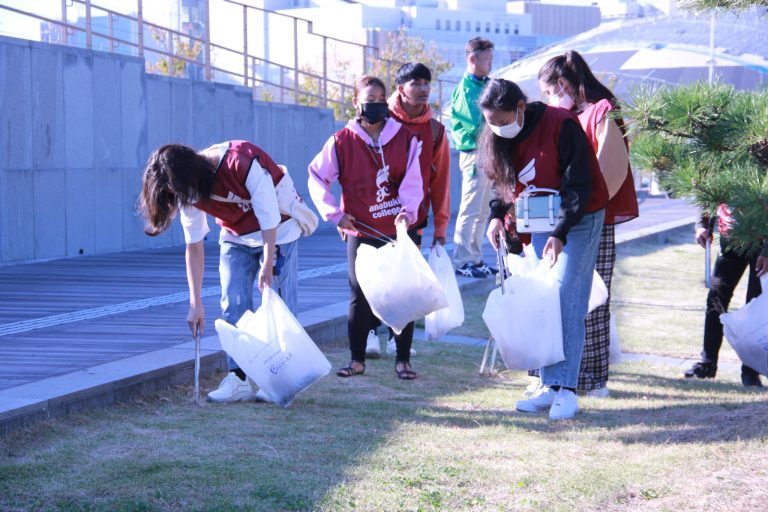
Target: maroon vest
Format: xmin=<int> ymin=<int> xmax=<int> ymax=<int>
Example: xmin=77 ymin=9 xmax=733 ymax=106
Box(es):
xmin=334 ymin=127 xmax=411 ymax=237
xmin=512 ymin=106 xmax=608 ymax=214
xmin=194 ymin=140 xmax=290 ymax=236
xmin=579 ymin=99 xmax=639 ymax=225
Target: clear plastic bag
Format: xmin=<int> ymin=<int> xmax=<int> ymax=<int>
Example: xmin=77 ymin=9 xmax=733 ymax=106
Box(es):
xmin=720 ymin=275 xmax=768 ymax=377
xmin=214 ymin=288 xmax=331 ymax=407
xmin=587 ymin=271 xmax=608 ymax=314
xmin=356 ymin=223 xmax=449 ymax=334
xmin=425 ymin=244 xmax=464 ymax=339
xmin=483 ymin=246 xmax=564 ymax=370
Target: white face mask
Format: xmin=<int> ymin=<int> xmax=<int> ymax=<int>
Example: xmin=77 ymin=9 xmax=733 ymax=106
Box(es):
xmin=549 ymin=83 xmax=574 ymax=110
xmin=489 ymin=109 xmax=523 ymax=139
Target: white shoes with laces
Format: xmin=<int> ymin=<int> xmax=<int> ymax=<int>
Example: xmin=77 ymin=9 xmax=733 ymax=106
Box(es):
xmin=548 ymin=389 xmax=579 ymax=420
xmin=515 ymin=386 xmax=580 ymax=420
xmin=207 ymin=372 xmax=257 ymax=403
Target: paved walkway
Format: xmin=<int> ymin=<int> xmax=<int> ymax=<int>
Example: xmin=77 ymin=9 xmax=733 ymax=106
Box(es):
xmin=0 ymin=195 xmax=697 ymax=433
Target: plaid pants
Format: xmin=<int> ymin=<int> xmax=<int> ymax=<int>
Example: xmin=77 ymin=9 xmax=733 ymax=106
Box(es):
xmin=528 ymin=224 xmax=615 ymax=391
xmin=578 ymin=224 xmax=615 ymax=390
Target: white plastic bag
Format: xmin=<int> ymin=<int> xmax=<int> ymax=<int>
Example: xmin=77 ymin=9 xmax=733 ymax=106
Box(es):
xmin=482 ymin=247 xmax=564 ymax=370
xmin=587 ymin=271 xmax=608 ymax=314
xmin=356 ymin=223 xmax=449 ymax=334
xmin=425 ymin=244 xmax=464 ymax=339
xmin=214 ymin=288 xmax=331 ymax=407
xmin=608 ymin=312 xmax=623 ymax=365
xmin=720 ymin=275 xmax=768 ymax=377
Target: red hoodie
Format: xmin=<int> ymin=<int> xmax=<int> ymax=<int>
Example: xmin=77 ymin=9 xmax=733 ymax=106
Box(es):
xmin=388 ymin=92 xmax=451 ymax=239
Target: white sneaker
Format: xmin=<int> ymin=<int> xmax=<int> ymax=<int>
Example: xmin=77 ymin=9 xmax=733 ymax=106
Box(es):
xmin=523 ymin=377 xmax=544 ymax=397
xmin=585 ymin=386 xmax=610 ymax=398
xmin=515 ymin=386 xmax=555 ymax=413
xmin=206 ymin=372 xmax=256 ymax=403
xmin=549 ymin=389 xmax=579 ymax=420
xmin=387 ymin=337 xmax=416 ymax=357
xmin=365 ymin=330 xmax=381 ymax=358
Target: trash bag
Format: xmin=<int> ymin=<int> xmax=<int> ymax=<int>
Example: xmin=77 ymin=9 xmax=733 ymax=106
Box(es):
xmin=483 ymin=247 xmax=564 ymax=370
xmin=587 ymin=271 xmax=608 ymax=314
xmin=356 ymin=223 xmax=449 ymax=334
xmin=425 ymin=244 xmax=464 ymax=339
xmin=720 ymin=275 xmax=768 ymax=377
xmin=608 ymin=312 xmax=623 ymax=365
xmin=214 ymin=288 xmax=331 ymax=407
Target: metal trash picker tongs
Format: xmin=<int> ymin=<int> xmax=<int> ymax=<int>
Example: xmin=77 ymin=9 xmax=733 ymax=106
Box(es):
xmin=480 ymin=232 xmax=510 ymax=375
xmin=193 ymin=325 xmax=201 ymax=405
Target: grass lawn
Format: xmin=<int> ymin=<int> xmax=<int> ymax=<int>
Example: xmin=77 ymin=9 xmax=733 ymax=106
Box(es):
xmin=1 ymin=233 xmax=766 ymax=512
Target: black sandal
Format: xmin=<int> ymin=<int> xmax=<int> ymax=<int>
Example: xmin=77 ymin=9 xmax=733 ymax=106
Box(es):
xmin=395 ymin=361 xmax=418 ymax=380
xmin=336 ymin=361 xmax=365 ymax=378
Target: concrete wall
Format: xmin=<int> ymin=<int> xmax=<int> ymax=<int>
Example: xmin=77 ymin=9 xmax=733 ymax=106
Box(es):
xmin=0 ymin=35 xmax=335 ymax=264
xmin=0 ymin=35 xmax=465 ymax=264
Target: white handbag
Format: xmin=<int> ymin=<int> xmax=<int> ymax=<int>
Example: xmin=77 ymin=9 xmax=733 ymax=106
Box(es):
xmin=515 ymin=187 xmax=561 ymax=234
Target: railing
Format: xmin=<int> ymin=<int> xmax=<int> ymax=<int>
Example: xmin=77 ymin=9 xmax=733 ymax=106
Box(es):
xmin=0 ymin=0 xmax=456 ymax=121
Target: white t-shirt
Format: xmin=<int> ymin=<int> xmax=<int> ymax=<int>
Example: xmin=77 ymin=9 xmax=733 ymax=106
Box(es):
xmin=179 ymin=142 xmax=302 ymax=247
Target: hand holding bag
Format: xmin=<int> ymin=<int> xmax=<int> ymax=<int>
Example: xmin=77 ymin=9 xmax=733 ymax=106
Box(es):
xmin=356 ymin=223 xmax=449 ymax=334
xmin=514 ymin=186 xmax=561 ymax=234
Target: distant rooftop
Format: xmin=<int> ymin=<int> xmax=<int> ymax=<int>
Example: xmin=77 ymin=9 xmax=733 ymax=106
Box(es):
xmin=496 ymin=11 xmax=768 ymax=99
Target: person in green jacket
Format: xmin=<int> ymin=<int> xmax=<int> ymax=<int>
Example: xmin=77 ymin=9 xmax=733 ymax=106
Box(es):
xmin=450 ymin=37 xmax=498 ymax=278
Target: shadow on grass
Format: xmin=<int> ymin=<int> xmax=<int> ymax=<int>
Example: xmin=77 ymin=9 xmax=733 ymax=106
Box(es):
xmin=2 ymin=341 xmax=767 ymax=512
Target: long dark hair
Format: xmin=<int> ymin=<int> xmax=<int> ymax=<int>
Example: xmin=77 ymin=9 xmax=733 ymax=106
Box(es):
xmin=538 ymin=50 xmax=616 ymax=107
xmin=476 ymin=78 xmax=528 ymax=198
xmin=138 ymin=144 xmax=215 ymax=236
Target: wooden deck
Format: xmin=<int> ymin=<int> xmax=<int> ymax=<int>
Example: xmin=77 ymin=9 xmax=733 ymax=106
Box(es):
xmin=0 ymin=196 xmax=696 ymax=393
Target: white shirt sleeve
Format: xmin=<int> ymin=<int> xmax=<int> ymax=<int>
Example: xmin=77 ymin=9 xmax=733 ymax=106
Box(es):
xmin=245 ymin=158 xmax=281 ymax=231
xmin=179 ymin=204 xmax=210 ymax=244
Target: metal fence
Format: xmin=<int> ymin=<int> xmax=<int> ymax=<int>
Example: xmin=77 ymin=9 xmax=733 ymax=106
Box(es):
xmin=0 ymin=0 xmax=456 ymax=121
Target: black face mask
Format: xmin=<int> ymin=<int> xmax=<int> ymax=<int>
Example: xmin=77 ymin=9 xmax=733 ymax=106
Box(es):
xmin=359 ymin=102 xmax=389 ymax=124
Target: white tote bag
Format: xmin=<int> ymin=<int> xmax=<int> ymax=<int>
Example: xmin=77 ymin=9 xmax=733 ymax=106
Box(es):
xmin=720 ymin=275 xmax=768 ymax=377
xmin=482 ymin=250 xmax=564 ymax=370
xmin=425 ymin=244 xmax=464 ymax=339
xmin=214 ymin=288 xmax=331 ymax=407
xmin=356 ymin=223 xmax=449 ymax=334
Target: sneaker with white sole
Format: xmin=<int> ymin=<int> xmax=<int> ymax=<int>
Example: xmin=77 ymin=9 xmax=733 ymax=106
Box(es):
xmin=387 ymin=337 xmax=416 ymax=357
xmin=515 ymin=386 xmax=555 ymax=413
xmin=549 ymin=389 xmax=579 ymax=420
xmin=206 ymin=372 xmax=256 ymax=403
xmin=365 ymin=329 xmax=381 ymax=358
xmin=523 ymin=377 xmax=544 ymax=397
xmin=585 ymin=386 xmax=610 ymax=398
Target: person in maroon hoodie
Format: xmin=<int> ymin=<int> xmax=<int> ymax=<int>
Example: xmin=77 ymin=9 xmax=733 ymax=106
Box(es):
xmin=361 ymin=62 xmax=452 ymax=359
xmin=480 ymin=78 xmax=608 ymax=420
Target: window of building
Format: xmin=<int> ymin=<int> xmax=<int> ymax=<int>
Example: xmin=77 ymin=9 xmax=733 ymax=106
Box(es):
xmin=504 ymin=23 xmax=509 ymax=34
xmin=466 ymin=21 xmax=470 ymax=31
xmin=495 ymin=22 xmax=500 ymax=34
xmin=446 ymin=19 xmax=451 ymax=31
xmin=475 ymin=22 xmax=481 ymax=33
xmin=435 ymin=19 xmax=441 ymax=30
xmin=514 ymin=24 xmax=519 ymax=35
xmin=485 ymin=22 xmax=490 ymax=33
xmin=455 ymin=20 xmax=460 ymax=31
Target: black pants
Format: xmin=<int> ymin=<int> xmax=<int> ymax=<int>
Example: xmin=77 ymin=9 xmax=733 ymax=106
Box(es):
xmin=703 ymin=238 xmax=762 ymax=375
xmin=346 ymin=232 xmax=419 ymax=364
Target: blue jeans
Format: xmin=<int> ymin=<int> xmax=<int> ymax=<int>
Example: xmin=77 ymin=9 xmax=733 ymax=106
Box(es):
xmin=219 ymin=239 xmax=299 ymax=371
xmin=532 ymin=210 xmax=604 ymax=389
